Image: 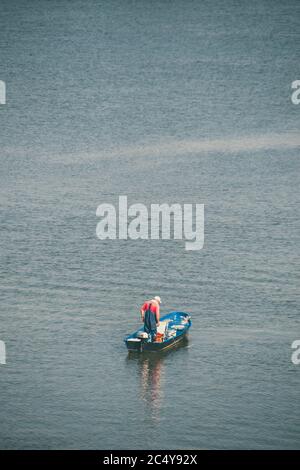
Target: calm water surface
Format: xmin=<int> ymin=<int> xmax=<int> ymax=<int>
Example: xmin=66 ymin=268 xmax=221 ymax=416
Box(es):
xmin=0 ymin=0 xmax=299 ymax=449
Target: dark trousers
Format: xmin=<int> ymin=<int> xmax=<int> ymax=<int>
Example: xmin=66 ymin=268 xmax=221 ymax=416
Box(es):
xmin=144 ymin=309 xmax=157 ymax=341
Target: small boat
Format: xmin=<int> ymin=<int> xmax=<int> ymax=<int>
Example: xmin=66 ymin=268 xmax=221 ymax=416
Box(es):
xmin=125 ymin=311 xmax=191 ymax=353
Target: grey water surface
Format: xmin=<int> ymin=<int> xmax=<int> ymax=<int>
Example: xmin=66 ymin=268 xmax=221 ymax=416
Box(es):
xmin=0 ymin=0 xmax=299 ymax=449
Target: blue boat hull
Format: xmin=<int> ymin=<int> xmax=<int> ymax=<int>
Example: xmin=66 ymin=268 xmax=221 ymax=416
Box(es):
xmin=125 ymin=311 xmax=191 ymax=353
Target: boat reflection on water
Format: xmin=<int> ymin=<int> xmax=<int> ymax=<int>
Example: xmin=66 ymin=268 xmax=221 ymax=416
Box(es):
xmin=125 ymin=337 xmax=189 ymax=422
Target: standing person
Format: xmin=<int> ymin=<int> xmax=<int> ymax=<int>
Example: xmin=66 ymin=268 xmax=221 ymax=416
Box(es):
xmin=140 ymin=296 xmax=161 ymax=342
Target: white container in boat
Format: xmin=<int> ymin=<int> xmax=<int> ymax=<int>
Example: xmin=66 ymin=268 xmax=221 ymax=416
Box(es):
xmin=137 ymin=331 xmax=149 ymax=339
xmin=167 ymin=329 xmax=176 ymax=337
xmin=173 ymin=324 xmax=185 ymax=330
